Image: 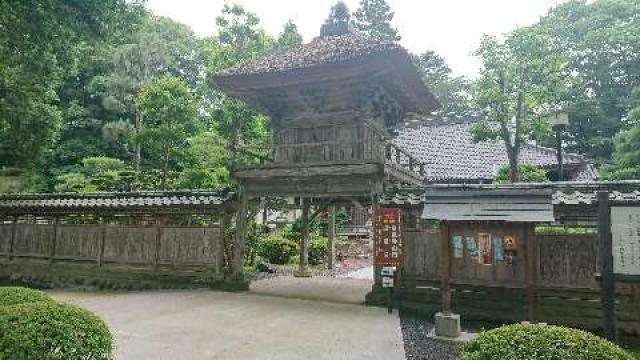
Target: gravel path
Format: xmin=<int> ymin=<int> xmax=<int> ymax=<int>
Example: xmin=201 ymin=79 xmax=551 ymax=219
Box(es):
xmin=246 ymin=257 xmax=373 ymax=281
xmin=400 ymin=313 xmax=465 ymax=360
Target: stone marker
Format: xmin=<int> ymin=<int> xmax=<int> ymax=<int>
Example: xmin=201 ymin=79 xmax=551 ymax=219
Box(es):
xmin=434 ymin=312 xmax=461 ymax=338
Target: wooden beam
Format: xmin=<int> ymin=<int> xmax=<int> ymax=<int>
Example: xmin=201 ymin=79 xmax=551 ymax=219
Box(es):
xmin=597 ymin=191 xmax=617 ymax=342
xmin=328 ymin=205 xmax=336 ymax=270
xmin=309 ymin=207 xmax=323 ymax=222
xmin=441 ymin=220 xmax=452 ymax=314
xmin=234 ymin=163 xmax=381 ymax=179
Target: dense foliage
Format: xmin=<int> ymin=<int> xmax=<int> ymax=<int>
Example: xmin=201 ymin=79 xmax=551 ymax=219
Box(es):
xmin=0 ymin=301 xmax=114 ymax=360
xmin=309 ymin=235 xmax=329 ymax=265
xmin=2 ymin=0 xmax=640 ymax=188
xmin=494 ymin=164 xmax=549 ymax=184
xmin=256 ymin=234 xmax=298 ymax=265
xmin=0 ymin=287 xmax=53 ymax=307
xmin=459 ymin=323 xmax=634 ymax=360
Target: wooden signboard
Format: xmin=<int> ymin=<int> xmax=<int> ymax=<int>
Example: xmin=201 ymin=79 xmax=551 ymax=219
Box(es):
xmin=374 ymin=208 xmax=403 ymax=267
xmin=611 ymin=206 xmax=640 ymax=276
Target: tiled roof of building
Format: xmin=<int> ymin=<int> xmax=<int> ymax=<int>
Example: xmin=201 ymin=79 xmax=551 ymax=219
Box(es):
xmin=216 ymin=33 xmax=402 ymax=77
xmin=553 ymin=190 xmax=640 ymax=205
xmin=380 ymin=182 xmax=640 ymax=207
xmin=393 ymin=119 xmax=595 ymax=183
xmin=0 ymin=189 xmax=234 ymax=215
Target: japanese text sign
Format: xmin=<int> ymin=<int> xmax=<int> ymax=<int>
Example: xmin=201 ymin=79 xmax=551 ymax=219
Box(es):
xmin=611 ymin=206 xmax=640 ymax=276
xmin=374 ymin=208 xmax=403 ymax=267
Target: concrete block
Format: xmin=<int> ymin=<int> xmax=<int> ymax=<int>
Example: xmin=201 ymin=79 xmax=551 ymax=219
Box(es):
xmin=434 ymin=312 xmax=461 ymax=338
xmin=294 ymin=270 xmax=312 ymax=278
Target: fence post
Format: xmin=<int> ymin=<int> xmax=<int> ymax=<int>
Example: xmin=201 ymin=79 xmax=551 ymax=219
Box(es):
xmin=526 ymin=224 xmax=538 ymax=322
xmin=597 ymin=191 xmax=617 ymax=342
xmin=8 ymin=216 xmax=17 ymax=262
xmin=154 ymin=216 xmax=162 ymax=271
xmin=50 ymin=216 xmax=59 ymax=264
xmin=98 ymin=216 xmax=107 ymax=267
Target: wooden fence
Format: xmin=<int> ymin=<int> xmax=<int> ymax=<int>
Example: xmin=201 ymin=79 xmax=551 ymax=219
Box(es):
xmin=395 ymin=227 xmax=640 ymax=335
xmin=0 ymin=222 xmax=224 ymax=288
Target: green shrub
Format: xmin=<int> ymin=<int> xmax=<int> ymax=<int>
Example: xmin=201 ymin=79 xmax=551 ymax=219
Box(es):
xmin=460 ymin=323 xmax=634 ymax=360
xmin=256 ymin=234 xmax=298 ymax=265
xmin=0 ymin=287 xmax=53 ymax=307
xmin=309 ymin=235 xmax=328 ymax=265
xmin=0 ymin=301 xmax=114 ymax=359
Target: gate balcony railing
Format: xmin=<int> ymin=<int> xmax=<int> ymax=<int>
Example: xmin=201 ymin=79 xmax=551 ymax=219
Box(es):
xmin=384 ymin=141 xmax=426 ymax=180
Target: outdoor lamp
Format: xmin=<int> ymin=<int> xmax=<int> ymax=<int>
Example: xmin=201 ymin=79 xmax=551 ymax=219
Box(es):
xmin=549 ymin=111 xmax=569 ymax=129
xmin=549 ymin=111 xmax=569 ymax=181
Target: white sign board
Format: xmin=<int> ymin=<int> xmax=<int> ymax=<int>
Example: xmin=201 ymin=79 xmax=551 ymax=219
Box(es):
xmin=611 ymin=206 xmax=640 ymax=275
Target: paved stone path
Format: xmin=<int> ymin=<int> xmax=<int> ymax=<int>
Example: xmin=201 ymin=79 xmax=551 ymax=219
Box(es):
xmin=339 ymin=266 xmax=374 ymax=280
xmin=51 ymin=287 xmax=404 ymax=360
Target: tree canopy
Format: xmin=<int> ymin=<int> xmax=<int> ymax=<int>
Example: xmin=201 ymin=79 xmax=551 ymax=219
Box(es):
xmin=2 ymin=0 xmax=640 ymax=191
xmin=352 ymin=0 xmax=400 ymax=42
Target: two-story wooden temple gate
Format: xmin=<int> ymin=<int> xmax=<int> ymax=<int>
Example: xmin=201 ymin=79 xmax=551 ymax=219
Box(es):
xmin=213 ymin=16 xmax=440 ymax=279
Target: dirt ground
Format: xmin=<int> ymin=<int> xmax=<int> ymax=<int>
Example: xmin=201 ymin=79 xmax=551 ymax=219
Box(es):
xmin=51 ymin=276 xmax=404 ymax=360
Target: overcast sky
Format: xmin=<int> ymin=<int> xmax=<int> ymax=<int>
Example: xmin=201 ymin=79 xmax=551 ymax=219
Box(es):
xmin=147 ymin=0 xmax=568 ymax=78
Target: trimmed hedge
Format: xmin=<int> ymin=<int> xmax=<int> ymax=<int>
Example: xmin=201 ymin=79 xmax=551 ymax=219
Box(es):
xmin=0 ymin=301 xmax=114 ymax=359
xmin=0 ymin=287 xmax=53 ymax=307
xmin=460 ymin=323 xmax=634 ymax=360
xmin=257 ymin=234 xmax=298 ymax=265
xmin=309 ymin=235 xmax=328 ymax=265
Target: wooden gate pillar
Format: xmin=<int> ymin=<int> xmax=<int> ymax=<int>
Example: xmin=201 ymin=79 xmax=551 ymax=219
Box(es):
xmin=295 ymin=199 xmax=312 ymax=277
xmin=440 ymin=220 xmax=452 ymax=314
xmin=327 ymin=205 xmax=336 ymax=270
xmin=232 ymin=187 xmax=249 ymax=280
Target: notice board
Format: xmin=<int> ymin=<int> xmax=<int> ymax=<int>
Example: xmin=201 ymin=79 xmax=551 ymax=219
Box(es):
xmin=374 ymin=208 xmax=403 ymax=267
xmin=611 ymin=206 xmax=640 ymax=276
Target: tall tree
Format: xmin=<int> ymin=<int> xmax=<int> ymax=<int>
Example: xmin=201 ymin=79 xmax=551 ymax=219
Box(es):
xmin=100 ymin=16 xmax=204 ymax=180
xmin=352 ymin=0 xmax=400 ymax=41
xmin=0 ymin=0 xmax=144 ymax=169
xmin=415 ymin=50 xmax=474 ymax=115
xmin=537 ymin=0 xmax=640 ymax=162
xmin=471 ymin=28 xmax=568 ymax=182
xmin=137 ymin=76 xmax=199 ymax=189
xmin=207 ymin=4 xmax=273 ymax=169
xmin=602 ymin=87 xmax=640 ymax=179
xmin=276 ymin=20 xmax=303 ymax=51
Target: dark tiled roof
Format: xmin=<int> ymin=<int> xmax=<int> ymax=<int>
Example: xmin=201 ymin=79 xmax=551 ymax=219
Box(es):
xmin=0 ymin=189 xmax=234 ymax=214
xmin=421 ymin=189 xmax=554 ymax=222
xmin=393 ymin=120 xmax=594 ymax=183
xmin=553 ymin=190 xmax=640 ymax=205
xmin=379 ymin=182 xmax=640 ymax=207
xmin=217 ymin=33 xmax=402 ymax=77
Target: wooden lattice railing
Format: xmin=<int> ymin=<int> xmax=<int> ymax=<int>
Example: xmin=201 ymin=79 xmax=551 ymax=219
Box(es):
xmin=384 ymin=141 xmax=426 ymax=181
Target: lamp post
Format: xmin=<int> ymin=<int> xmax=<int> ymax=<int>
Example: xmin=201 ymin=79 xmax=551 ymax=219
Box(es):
xmin=549 ymin=112 xmax=569 ymax=181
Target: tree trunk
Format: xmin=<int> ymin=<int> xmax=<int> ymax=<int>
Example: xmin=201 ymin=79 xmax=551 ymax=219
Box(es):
xmin=161 ymin=142 xmax=170 ymax=190
xmin=133 ymin=107 xmax=143 ymax=185
xmin=508 ymin=150 xmax=519 ymax=183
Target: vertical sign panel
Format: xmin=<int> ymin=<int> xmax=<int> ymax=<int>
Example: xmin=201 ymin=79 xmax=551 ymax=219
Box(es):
xmin=374 ymin=208 xmax=403 ymax=267
xmin=611 ymin=206 xmax=640 ymax=275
